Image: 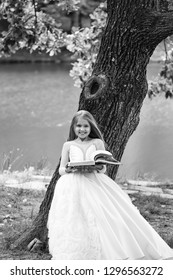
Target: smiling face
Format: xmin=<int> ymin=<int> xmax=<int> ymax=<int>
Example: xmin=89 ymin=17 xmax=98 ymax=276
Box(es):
xmin=74 ymin=117 xmax=91 ymax=141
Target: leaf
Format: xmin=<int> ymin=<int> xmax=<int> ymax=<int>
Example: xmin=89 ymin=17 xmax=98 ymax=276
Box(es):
xmin=49 ymin=49 xmax=55 ymax=56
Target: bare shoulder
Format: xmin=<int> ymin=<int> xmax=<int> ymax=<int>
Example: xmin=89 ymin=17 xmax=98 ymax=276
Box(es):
xmin=62 ymin=141 xmax=72 ymax=150
xmin=94 ymin=138 xmax=105 ymax=149
xmin=94 ymin=138 xmax=103 ymax=144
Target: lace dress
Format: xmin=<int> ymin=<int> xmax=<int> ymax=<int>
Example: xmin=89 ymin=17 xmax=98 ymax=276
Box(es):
xmin=47 ymin=144 xmax=173 ymax=260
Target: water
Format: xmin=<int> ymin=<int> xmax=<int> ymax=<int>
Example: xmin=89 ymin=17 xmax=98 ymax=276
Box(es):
xmin=0 ymin=62 xmax=173 ymax=181
xmin=119 ymin=96 xmax=173 ymax=181
xmin=0 ymin=63 xmax=80 ymax=170
xmin=118 ymin=62 xmax=173 ymax=181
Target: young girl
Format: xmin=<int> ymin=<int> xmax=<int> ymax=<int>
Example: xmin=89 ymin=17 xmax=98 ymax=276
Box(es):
xmin=47 ymin=110 xmax=173 ymax=260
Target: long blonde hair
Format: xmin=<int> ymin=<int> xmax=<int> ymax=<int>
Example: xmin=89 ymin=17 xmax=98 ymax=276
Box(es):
xmin=68 ymin=110 xmax=104 ymax=141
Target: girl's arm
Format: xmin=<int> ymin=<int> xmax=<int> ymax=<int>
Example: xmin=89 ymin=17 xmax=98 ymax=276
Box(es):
xmin=95 ymin=139 xmax=106 ymax=151
xmin=59 ymin=142 xmax=70 ymax=175
xmin=95 ymin=139 xmax=107 ymax=173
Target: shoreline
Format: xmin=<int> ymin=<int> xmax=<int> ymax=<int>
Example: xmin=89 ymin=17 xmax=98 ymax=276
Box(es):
xmin=1 ymin=171 xmax=173 ymax=199
xmin=0 ymin=48 xmax=164 ymax=64
xmin=0 ymin=49 xmax=74 ymax=64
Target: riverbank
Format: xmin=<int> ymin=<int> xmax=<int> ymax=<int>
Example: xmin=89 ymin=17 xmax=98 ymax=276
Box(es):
xmin=1 ymin=168 xmax=173 ymax=198
xmin=0 ymin=49 xmax=73 ymax=64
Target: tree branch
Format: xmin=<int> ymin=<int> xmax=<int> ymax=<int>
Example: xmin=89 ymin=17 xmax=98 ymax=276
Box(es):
xmin=153 ymin=11 xmax=173 ymax=37
xmin=135 ymin=10 xmax=173 ymax=46
xmin=33 ymin=0 xmax=38 ymax=29
xmin=163 ymin=38 xmax=168 ymax=61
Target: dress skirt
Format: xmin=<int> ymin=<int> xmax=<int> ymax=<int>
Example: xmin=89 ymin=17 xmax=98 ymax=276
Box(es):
xmin=47 ymin=172 xmax=173 ymax=260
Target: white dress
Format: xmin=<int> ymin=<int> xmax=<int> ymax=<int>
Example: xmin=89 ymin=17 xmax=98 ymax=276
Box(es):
xmin=47 ymin=144 xmax=173 ymax=260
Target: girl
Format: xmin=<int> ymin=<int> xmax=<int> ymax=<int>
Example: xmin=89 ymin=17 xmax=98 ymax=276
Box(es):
xmin=47 ymin=110 xmax=173 ymax=260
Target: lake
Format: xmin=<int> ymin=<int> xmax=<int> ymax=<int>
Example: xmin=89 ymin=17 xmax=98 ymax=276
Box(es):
xmin=0 ymin=62 xmax=173 ymax=181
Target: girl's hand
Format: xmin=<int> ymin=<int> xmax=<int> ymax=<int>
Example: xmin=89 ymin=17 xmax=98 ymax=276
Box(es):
xmin=65 ymin=165 xmax=104 ymax=174
xmin=68 ymin=165 xmax=95 ymax=173
xmin=65 ymin=166 xmax=78 ymax=173
xmin=78 ymin=165 xmax=105 ymax=173
xmin=95 ymin=164 xmax=104 ymax=172
xmin=79 ymin=166 xmax=96 ymax=173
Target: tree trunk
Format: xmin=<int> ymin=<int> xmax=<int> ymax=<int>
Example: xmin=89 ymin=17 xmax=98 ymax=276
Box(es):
xmin=14 ymin=0 xmax=173 ymax=250
xmin=78 ymin=0 xmax=173 ymax=178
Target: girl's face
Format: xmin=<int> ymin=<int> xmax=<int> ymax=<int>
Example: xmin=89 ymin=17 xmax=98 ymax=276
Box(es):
xmin=74 ymin=117 xmax=91 ymax=141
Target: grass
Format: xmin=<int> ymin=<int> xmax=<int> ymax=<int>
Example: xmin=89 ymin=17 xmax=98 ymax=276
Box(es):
xmin=0 ymin=185 xmax=50 ymax=260
xmin=130 ymin=193 xmax=173 ymax=246
xmin=0 ymin=184 xmax=173 ymax=260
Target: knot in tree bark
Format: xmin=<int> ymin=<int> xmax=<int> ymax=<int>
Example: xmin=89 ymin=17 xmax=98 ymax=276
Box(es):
xmin=83 ymin=74 xmax=109 ymax=100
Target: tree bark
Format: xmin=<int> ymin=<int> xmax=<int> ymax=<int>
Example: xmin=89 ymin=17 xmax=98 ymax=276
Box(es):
xmin=14 ymin=0 xmax=173 ymax=250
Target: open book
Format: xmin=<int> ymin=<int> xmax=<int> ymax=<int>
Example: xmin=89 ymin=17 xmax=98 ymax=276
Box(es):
xmin=67 ymin=150 xmax=121 ymax=167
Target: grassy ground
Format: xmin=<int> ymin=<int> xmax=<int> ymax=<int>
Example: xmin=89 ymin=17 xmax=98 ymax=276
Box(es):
xmin=0 ymin=185 xmax=173 ymax=260
xmin=0 ymin=186 xmax=51 ymax=260
xmin=130 ymin=193 xmax=173 ymax=248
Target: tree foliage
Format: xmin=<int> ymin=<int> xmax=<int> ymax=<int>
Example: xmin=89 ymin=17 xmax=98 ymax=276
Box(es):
xmin=149 ymin=37 xmax=173 ymax=99
xmin=66 ymin=2 xmax=107 ymax=87
xmin=0 ymin=1 xmax=67 ymax=56
xmin=0 ymin=1 xmax=105 ymax=79
xmin=1 ymin=0 xmax=173 ymax=98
